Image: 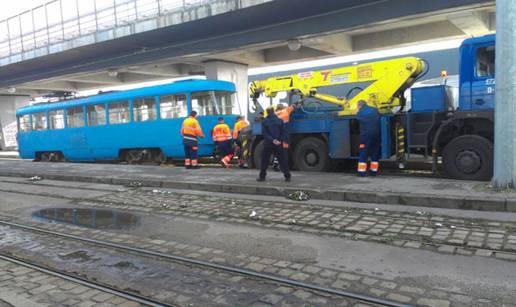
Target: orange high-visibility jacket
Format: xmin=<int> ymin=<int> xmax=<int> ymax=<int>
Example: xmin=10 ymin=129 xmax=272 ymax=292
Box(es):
xmin=181 ymin=116 xmax=204 ymax=142
xmin=212 ymin=123 xmax=232 ymax=142
xmin=232 ymin=119 xmax=250 ymax=139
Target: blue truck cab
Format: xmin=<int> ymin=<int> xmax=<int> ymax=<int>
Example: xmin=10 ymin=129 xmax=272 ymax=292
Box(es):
xmin=247 ymin=35 xmax=496 ymax=181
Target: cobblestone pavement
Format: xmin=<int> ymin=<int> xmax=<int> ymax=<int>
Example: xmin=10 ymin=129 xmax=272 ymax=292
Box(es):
xmin=0 ymin=258 xmax=141 ymax=307
xmin=0 ymin=178 xmax=515 ymax=306
xmin=0 ymin=224 xmax=360 ymax=307
xmin=92 ymin=188 xmax=516 ymax=261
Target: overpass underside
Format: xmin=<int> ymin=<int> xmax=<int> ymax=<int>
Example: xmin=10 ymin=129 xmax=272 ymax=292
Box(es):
xmin=0 ymin=0 xmax=495 ymax=96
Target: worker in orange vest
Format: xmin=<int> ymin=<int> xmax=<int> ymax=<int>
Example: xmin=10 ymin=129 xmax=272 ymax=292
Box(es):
xmin=212 ymin=117 xmax=234 ymax=168
xmin=181 ymin=111 xmax=204 ymax=169
xmin=233 ymin=116 xmax=250 ymax=168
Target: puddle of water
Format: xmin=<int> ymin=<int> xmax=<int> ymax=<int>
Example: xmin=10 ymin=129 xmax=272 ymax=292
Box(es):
xmin=32 ymin=208 xmax=139 ymax=229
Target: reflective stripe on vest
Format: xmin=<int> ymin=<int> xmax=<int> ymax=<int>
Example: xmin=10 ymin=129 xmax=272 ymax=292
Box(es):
xmin=212 ymin=124 xmax=232 ymax=142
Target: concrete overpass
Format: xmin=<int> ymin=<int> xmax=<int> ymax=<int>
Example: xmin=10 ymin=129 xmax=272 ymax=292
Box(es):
xmin=0 ymin=0 xmax=495 ymax=95
xmin=0 ymin=0 xmax=496 ymax=148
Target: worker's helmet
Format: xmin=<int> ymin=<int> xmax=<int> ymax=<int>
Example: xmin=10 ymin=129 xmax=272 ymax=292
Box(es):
xmin=276 ymin=103 xmax=286 ymax=110
xmin=218 ymin=117 xmax=224 ymax=122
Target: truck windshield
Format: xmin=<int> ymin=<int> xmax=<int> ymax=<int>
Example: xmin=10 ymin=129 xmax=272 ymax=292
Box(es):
xmin=191 ymin=91 xmax=239 ymax=116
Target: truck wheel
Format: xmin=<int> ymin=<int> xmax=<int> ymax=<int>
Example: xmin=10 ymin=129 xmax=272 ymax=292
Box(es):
xmin=442 ymin=135 xmax=493 ymax=181
xmin=294 ymin=137 xmax=330 ymax=172
xmin=252 ymin=140 xmax=272 ymax=170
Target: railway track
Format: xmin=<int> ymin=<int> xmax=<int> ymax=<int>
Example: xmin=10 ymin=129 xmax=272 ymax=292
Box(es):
xmin=0 ymin=219 xmax=409 ymax=307
xmin=0 ymin=252 xmax=172 ymax=307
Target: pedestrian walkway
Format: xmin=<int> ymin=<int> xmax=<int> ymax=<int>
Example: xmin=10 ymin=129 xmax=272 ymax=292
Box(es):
xmin=0 ymin=160 xmax=513 ymax=212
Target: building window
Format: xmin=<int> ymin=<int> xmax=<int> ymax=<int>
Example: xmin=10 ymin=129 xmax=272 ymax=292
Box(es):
xmin=87 ymin=104 xmax=107 ymax=126
xmin=32 ymin=112 xmax=47 ymax=130
xmin=48 ymin=110 xmax=65 ymax=129
xmin=191 ymin=91 xmax=238 ymax=116
xmin=160 ymin=94 xmax=187 ymax=119
xmin=133 ymin=97 xmax=157 ymax=122
xmin=476 ymin=46 xmax=495 ymax=78
xmin=18 ymin=115 xmax=30 ymax=132
xmin=67 ymin=106 xmax=85 ymax=128
xmin=108 ymin=101 xmax=130 ymax=124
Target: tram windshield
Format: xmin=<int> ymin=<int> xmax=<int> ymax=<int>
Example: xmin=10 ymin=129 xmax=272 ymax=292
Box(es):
xmin=191 ymin=91 xmax=239 ymax=116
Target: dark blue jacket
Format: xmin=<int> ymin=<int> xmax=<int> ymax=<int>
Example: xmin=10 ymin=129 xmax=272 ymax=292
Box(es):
xmin=357 ymin=105 xmax=380 ymax=137
xmin=262 ymin=113 xmax=287 ymax=146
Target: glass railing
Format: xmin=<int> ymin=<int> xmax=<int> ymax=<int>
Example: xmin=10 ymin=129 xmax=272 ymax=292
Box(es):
xmin=0 ymin=0 xmax=234 ymax=60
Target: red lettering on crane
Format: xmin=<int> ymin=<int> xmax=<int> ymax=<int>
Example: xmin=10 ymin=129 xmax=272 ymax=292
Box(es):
xmin=321 ymin=71 xmax=331 ymax=82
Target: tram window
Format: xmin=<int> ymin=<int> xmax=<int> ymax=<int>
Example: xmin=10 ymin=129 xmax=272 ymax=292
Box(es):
xmin=108 ymin=101 xmax=130 ymax=124
xmin=133 ymin=97 xmax=157 ymax=122
xmin=191 ymin=91 xmax=238 ymax=115
xmin=87 ymin=104 xmax=107 ymax=126
xmin=32 ymin=112 xmax=47 ymax=130
xmin=476 ymin=46 xmax=495 ymax=78
xmin=160 ymin=94 xmax=187 ymax=119
xmin=48 ymin=110 xmax=65 ymax=129
xmin=18 ymin=115 xmax=30 ymax=132
xmin=67 ymin=106 xmax=85 ymax=128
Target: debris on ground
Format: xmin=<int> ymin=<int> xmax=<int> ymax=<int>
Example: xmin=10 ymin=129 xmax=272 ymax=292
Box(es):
xmin=416 ymin=211 xmax=426 ymax=215
xmin=286 ymin=219 xmax=296 ymax=224
xmin=179 ymin=204 xmax=188 ymax=209
xmin=126 ymin=181 xmax=143 ymax=188
xmin=249 ymin=210 xmax=257 ymax=219
xmin=450 ymin=225 xmax=456 ymax=229
xmin=374 ymin=208 xmax=379 ymax=211
xmin=231 ymin=200 xmax=236 ymax=205
xmin=28 ymin=176 xmax=43 ymax=182
xmin=435 ymin=223 xmax=443 ymax=227
xmin=286 ymin=191 xmax=311 ymax=201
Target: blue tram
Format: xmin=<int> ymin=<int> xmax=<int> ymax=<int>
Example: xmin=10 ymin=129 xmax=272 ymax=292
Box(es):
xmin=16 ymin=80 xmax=240 ymax=163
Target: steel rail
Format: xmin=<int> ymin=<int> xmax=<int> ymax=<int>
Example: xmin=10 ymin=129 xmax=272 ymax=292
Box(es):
xmin=0 ymin=252 xmax=173 ymax=307
xmin=0 ymin=219 xmax=411 ymax=307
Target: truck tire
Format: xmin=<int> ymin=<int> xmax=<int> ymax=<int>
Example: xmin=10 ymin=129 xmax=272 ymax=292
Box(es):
xmin=252 ymin=140 xmax=268 ymax=170
xmin=442 ymin=135 xmax=493 ymax=181
xmin=294 ymin=137 xmax=330 ymax=172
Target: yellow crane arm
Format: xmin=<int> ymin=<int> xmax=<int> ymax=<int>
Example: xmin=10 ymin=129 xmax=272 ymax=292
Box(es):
xmin=250 ymin=57 xmax=425 ymax=116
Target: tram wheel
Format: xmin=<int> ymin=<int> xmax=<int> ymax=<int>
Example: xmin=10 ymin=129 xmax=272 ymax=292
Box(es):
xmin=125 ymin=150 xmax=143 ymax=164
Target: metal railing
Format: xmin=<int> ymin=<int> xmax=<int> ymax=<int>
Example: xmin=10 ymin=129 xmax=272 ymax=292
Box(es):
xmin=0 ymin=0 xmax=221 ymax=60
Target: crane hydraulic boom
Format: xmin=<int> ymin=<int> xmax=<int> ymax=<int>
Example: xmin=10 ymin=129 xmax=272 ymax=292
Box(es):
xmin=250 ymin=57 xmax=426 ymax=116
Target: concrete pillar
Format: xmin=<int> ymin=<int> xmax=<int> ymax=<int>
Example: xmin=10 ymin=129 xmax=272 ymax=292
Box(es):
xmin=0 ymin=95 xmax=30 ymax=150
xmin=492 ymin=0 xmax=516 ymax=189
xmin=204 ymin=60 xmax=249 ymax=117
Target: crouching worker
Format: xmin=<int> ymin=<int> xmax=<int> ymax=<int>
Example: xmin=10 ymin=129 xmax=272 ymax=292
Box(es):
xmin=181 ymin=111 xmax=204 ymax=169
xmin=233 ymin=116 xmax=250 ymax=168
xmin=356 ymin=100 xmax=381 ymax=177
xmin=212 ymin=117 xmax=234 ymax=168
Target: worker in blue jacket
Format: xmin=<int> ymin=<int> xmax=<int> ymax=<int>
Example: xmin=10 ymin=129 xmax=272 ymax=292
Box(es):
xmin=257 ymin=106 xmax=291 ymax=182
xmin=356 ymin=100 xmax=381 ymax=176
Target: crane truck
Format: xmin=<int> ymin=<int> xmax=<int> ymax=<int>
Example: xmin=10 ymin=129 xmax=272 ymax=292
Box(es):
xmin=245 ymin=34 xmax=496 ymax=181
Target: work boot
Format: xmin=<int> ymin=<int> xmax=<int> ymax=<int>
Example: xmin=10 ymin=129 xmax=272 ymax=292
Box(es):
xmin=256 ymin=177 xmax=265 ymax=182
xmin=191 ymin=165 xmax=200 ymax=169
xmin=185 ymin=165 xmax=192 ymax=169
xmin=285 ymin=176 xmax=291 ymax=182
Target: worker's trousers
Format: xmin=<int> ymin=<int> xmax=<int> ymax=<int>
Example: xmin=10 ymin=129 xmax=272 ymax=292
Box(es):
xmin=215 ymin=140 xmax=234 ymax=167
xmin=259 ymin=144 xmax=291 ymax=179
xmin=357 ymin=134 xmax=380 ymax=176
xmin=184 ymin=144 xmax=199 ymax=168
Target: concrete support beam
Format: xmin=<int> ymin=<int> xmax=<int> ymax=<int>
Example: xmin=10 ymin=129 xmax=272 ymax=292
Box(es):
xmin=62 ymin=73 xmax=124 ymax=85
xmin=302 ymin=33 xmax=353 ymax=55
xmin=0 ymin=95 xmax=30 ymax=149
xmin=492 ymin=0 xmax=516 ymax=189
xmin=449 ymin=11 xmax=491 ymax=36
xmin=352 ymin=21 xmax=464 ymax=51
xmin=263 ymin=46 xmax=331 ymax=63
xmin=204 ymin=60 xmax=249 ymax=116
